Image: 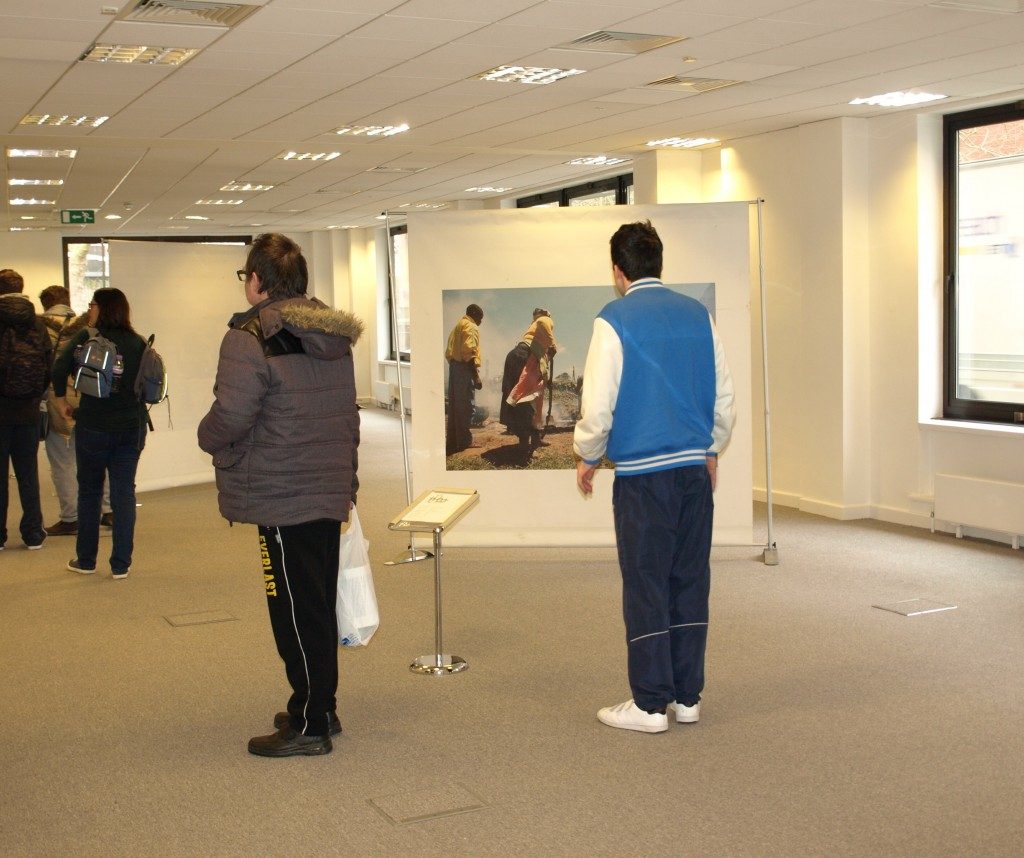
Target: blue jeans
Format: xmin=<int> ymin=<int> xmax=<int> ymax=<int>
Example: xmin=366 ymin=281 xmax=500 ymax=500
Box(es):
xmin=75 ymin=425 xmax=146 ymax=572
xmin=612 ymin=465 xmax=714 ymax=713
xmin=0 ymin=422 xmax=44 ymax=548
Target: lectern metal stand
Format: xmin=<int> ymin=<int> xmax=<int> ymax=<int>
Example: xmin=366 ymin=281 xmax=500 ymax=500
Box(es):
xmin=387 ymin=488 xmax=479 ymax=676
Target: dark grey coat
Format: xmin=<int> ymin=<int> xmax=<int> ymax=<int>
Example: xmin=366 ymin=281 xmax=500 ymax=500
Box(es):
xmin=198 ymin=296 xmax=363 ymax=527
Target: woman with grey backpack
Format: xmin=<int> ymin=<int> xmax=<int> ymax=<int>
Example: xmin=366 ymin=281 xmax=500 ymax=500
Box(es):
xmin=51 ymin=288 xmax=149 ymax=579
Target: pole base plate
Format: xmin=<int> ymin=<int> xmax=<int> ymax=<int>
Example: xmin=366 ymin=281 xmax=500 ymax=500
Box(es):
xmin=409 ymin=654 xmax=468 ymax=675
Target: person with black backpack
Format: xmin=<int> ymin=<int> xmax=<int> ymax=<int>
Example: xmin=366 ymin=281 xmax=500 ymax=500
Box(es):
xmin=38 ymin=285 xmax=113 ymax=537
xmin=0 ymin=269 xmax=52 ymax=551
xmin=51 ymin=288 xmax=148 ymax=579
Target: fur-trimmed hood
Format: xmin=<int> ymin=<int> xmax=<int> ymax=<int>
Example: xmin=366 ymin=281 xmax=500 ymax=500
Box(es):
xmin=230 ymin=296 xmax=364 ymax=361
xmin=40 ymin=307 xmax=89 ymax=345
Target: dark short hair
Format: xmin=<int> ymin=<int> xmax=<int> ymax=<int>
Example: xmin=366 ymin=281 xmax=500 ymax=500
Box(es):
xmin=609 ymin=220 xmax=663 ymax=282
xmin=39 ymin=285 xmax=70 ymax=308
xmin=0 ymin=269 xmax=25 ymax=295
xmin=466 ymin=303 xmax=483 ymax=321
xmin=245 ymin=233 xmax=307 ymax=301
xmin=91 ymin=288 xmax=135 ymax=332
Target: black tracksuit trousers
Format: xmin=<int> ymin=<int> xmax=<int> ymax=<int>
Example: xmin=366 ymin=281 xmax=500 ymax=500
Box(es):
xmin=257 ymin=519 xmax=341 ymax=737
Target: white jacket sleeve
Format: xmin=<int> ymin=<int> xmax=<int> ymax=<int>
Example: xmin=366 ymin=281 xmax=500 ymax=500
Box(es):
xmin=573 ymin=317 xmax=622 ymax=465
xmin=708 ymin=318 xmax=736 ymax=455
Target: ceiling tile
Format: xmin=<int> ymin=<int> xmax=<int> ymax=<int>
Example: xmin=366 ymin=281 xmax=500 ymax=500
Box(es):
xmin=233 ymin=6 xmax=375 ymax=36
xmin=391 ymin=0 xmax=541 ymax=22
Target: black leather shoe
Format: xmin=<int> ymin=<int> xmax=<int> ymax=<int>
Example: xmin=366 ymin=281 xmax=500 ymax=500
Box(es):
xmin=273 ymin=711 xmax=342 ymax=736
xmin=247 ymin=727 xmax=332 ymax=757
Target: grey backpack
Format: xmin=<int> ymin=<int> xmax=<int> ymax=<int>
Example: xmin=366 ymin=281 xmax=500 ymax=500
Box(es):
xmin=134 ymin=334 xmax=168 ymax=405
xmin=72 ymin=328 xmax=119 ymax=398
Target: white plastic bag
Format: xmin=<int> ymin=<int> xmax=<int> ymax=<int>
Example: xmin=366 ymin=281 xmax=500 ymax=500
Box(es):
xmin=336 ymin=507 xmax=379 ymax=647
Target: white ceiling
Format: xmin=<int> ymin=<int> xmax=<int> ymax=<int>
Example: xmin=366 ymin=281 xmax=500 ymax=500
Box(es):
xmin=2 ymin=0 xmax=1023 ymax=234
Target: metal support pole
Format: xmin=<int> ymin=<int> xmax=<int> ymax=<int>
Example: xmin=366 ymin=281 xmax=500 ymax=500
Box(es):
xmin=410 ymin=527 xmax=467 ymax=675
xmin=756 ymin=200 xmax=779 ymax=566
xmin=383 ymin=211 xmax=431 ymax=566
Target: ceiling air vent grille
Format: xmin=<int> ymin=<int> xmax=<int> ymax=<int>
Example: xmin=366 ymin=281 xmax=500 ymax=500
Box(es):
xmin=367 ymin=166 xmax=423 ymax=174
xmin=557 ymin=31 xmax=686 ymax=54
xmin=928 ymin=0 xmax=1022 ymax=12
xmin=647 ymin=76 xmax=743 ymax=94
xmin=117 ymin=0 xmax=261 ymax=28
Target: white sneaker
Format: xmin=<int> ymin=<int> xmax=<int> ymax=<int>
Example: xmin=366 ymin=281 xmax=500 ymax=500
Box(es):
xmin=597 ymin=699 xmax=668 ymax=733
xmin=673 ymin=701 xmax=700 ymax=723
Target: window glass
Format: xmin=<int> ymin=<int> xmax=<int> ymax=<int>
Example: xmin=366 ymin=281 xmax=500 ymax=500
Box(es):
xmin=568 ymin=189 xmax=617 ymax=207
xmin=391 ymin=228 xmax=411 ymax=357
xmin=945 ymin=107 xmax=1024 ymax=421
xmin=66 ymin=241 xmax=108 ymax=312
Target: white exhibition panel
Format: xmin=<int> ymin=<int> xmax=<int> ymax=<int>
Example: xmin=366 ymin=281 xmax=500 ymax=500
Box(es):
xmin=408 ymin=203 xmax=754 ymax=547
xmin=109 ymin=240 xmax=248 ymax=493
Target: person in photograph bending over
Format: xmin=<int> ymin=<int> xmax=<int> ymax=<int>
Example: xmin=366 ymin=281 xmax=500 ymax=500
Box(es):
xmin=0 ymin=268 xmax=51 ymax=551
xmin=52 ymin=288 xmax=148 ymax=578
xmin=504 ymin=307 xmax=557 ymax=452
xmin=198 ymin=233 xmax=363 ymax=758
xmin=445 ymin=303 xmax=483 ymax=455
xmin=574 ymin=220 xmax=735 ymax=733
xmin=38 ymin=285 xmax=112 ymax=537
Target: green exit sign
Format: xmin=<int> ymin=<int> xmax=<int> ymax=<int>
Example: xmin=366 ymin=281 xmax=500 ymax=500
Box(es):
xmin=61 ymin=209 xmax=95 ymax=224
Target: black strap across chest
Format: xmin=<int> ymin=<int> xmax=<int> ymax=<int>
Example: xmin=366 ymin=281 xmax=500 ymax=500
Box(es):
xmin=238 ymin=316 xmax=305 ymax=358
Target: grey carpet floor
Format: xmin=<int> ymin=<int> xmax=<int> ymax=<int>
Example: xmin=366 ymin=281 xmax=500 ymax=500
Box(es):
xmin=1 ymin=408 xmax=1022 ymax=857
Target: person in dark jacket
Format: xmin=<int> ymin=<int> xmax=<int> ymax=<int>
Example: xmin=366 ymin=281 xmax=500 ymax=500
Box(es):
xmin=52 ymin=288 xmax=148 ymax=578
xmin=0 ymin=268 xmax=51 ymax=551
xmin=198 ymin=233 xmax=363 ymax=758
xmin=38 ymin=285 xmax=113 ymax=536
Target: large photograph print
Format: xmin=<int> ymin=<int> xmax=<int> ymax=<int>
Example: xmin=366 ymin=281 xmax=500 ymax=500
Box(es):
xmin=443 ymin=283 xmax=715 ymax=471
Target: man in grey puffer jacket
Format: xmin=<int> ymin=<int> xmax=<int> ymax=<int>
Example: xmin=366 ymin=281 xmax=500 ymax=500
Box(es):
xmin=198 ymin=233 xmax=363 ymax=758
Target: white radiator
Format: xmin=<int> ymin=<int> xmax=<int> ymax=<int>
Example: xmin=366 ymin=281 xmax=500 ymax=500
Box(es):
xmin=934 ymin=473 xmax=1024 ymax=544
xmin=373 ymin=380 xmax=395 ymax=409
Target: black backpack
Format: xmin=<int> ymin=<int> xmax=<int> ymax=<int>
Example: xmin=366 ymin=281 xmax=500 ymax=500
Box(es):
xmin=0 ymin=320 xmax=49 ymax=399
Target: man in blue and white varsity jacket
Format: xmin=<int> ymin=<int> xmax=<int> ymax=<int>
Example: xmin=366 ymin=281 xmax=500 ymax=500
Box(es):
xmin=574 ymin=220 xmax=735 ymax=734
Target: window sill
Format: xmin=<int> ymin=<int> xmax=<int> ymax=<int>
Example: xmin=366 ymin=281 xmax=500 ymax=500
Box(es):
xmin=919 ymin=417 xmax=1024 ymax=438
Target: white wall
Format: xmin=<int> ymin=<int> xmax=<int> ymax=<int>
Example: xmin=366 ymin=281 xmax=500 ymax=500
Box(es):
xmin=0 ymin=232 xmax=65 ymax=309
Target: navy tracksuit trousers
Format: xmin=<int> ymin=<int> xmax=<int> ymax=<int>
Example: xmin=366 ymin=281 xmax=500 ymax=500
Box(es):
xmin=612 ymin=465 xmax=714 ymax=713
xmin=258 ymin=519 xmax=341 ymax=737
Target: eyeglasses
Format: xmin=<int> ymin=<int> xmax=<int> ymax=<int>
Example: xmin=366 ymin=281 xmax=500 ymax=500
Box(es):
xmin=236 ymin=269 xmax=247 ymax=282
xmin=88 ymin=301 xmax=96 ymax=308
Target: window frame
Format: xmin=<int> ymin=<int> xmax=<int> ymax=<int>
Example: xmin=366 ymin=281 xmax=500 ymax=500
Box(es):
xmin=516 ymin=174 xmax=633 ymax=208
xmin=942 ymin=100 xmax=1024 ymax=424
xmin=386 ymin=223 xmax=411 ymax=363
xmin=62 ymin=234 xmax=252 ymax=304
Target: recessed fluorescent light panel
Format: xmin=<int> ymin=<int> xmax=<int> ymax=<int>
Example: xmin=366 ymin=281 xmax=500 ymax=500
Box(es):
xmin=567 ymin=156 xmax=630 ymax=167
xmin=10 ymin=198 xmax=56 ymax=205
xmin=6 ymin=148 xmax=76 ymax=159
xmin=8 ymin=178 xmax=64 ymax=186
xmin=277 ymin=151 xmax=341 ymax=162
xmin=475 ymin=65 xmax=585 ymax=85
xmin=105 ymin=214 xmax=122 ymax=220
xmin=220 ymin=182 xmax=274 ymax=192
xmin=465 ymin=186 xmax=512 ymax=193
xmin=10 ymin=226 xmax=46 ymax=231
xmin=335 ymin=123 xmax=409 ymax=137
xmin=849 ymin=91 xmax=947 ymax=107
xmin=646 ymin=137 xmax=718 ymax=149
xmin=195 ymin=199 xmax=243 ymax=205
xmin=80 ymin=44 xmax=198 ymax=65
xmin=184 ymin=215 xmax=210 ymax=220
xmin=20 ymin=114 xmax=108 ymax=128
